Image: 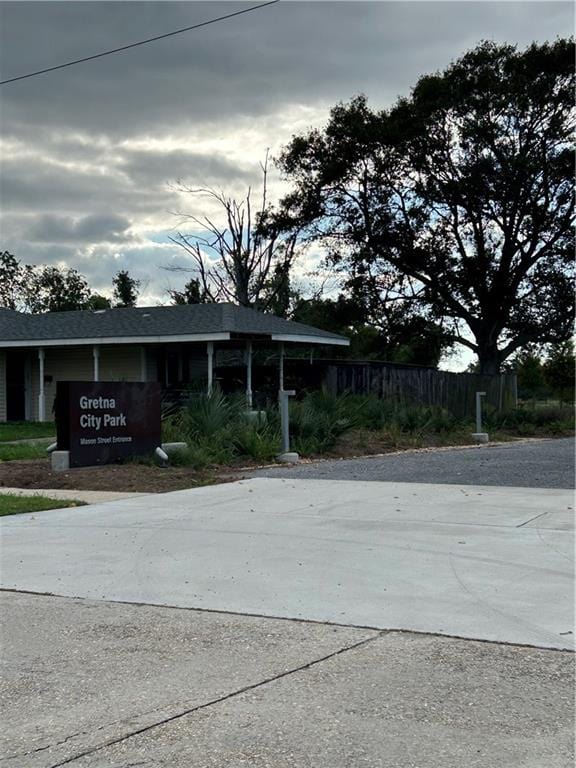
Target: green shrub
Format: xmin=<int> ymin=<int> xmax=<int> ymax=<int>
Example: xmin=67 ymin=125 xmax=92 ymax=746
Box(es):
xmin=353 ymin=396 xmax=397 ymax=430
xmin=182 ymin=390 xmax=242 ymax=438
xmin=485 ymin=405 xmax=574 ymax=434
xmin=232 ymin=424 xmax=280 ymax=462
xmin=159 ymin=390 xmax=280 ymax=466
xmin=289 ymin=392 xmax=355 ymax=453
xmin=157 ymin=392 xmax=573 ymax=468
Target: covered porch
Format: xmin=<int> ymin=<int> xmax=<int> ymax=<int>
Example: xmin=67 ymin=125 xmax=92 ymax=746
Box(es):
xmin=0 ymin=303 xmax=349 ymax=422
xmin=4 ymin=336 xmax=346 ymax=422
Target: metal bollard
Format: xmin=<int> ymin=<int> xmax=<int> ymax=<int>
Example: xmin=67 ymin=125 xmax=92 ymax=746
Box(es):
xmin=476 ymin=391 xmax=486 ymax=433
xmin=472 ymin=391 xmax=489 ymax=443
xmin=277 ymin=389 xmax=299 ymax=463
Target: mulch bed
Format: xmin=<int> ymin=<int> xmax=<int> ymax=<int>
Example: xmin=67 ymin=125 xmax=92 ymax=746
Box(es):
xmin=0 ymin=459 xmax=243 ymax=493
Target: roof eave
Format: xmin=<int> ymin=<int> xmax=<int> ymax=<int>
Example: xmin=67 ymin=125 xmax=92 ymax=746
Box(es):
xmin=0 ymin=332 xmax=232 ymax=348
xmin=270 ymin=333 xmax=350 ymax=346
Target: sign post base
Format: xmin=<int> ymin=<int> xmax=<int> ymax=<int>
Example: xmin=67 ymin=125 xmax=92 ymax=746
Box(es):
xmin=51 ymin=451 xmax=70 ymax=472
xmin=276 ymin=451 xmax=300 ymax=464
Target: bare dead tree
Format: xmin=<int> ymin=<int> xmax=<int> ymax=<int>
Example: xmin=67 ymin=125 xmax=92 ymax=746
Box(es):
xmin=166 ymin=154 xmax=299 ymax=312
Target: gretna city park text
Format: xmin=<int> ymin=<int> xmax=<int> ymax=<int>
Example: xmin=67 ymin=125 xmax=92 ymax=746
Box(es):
xmin=79 ymin=396 xmax=128 ymax=431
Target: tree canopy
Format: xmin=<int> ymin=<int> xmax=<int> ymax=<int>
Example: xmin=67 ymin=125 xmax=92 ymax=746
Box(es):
xmin=167 ymin=277 xmax=208 ymax=306
xmin=0 ymin=251 xmax=91 ymax=313
xmin=112 ymin=269 xmax=140 ymax=308
xmin=275 ymin=39 xmax=575 ymax=373
xmin=0 ymin=252 xmax=131 ymax=313
xmin=543 ymin=342 xmax=575 ymax=404
xmin=291 ymin=294 xmax=448 ymax=365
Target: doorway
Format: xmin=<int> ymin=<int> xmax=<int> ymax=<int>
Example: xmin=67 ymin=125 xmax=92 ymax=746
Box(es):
xmin=6 ymin=350 xmax=27 ymax=421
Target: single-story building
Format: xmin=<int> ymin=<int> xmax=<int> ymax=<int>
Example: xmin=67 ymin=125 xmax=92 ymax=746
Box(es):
xmin=0 ymin=303 xmax=349 ymax=422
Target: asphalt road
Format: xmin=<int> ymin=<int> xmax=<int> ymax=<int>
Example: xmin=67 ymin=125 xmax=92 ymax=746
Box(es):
xmin=250 ymin=437 xmax=575 ymax=489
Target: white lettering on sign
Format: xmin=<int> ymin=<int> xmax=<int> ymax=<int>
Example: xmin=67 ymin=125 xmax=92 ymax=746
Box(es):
xmin=78 ymin=397 xmax=128 ymax=432
xmin=79 ymin=396 xmax=117 ymax=409
xmin=80 ymin=414 xmax=102 ymax=430
xmin=104 ymin=413 xmax=126 ymax=427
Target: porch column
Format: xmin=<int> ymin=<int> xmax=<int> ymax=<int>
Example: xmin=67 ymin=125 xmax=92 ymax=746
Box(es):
xmin=37 ymin=348 xmax=46 ymax=422
xmin=245 ymin=340 xmax=253 ymax=408
xmin=207 ymin=341 xmax=214 ymax=395
xmin=140 ymin=347 xmax=147 ymax=381
xmin=278 ymin=342 xmax=285 ymax=393
xmin=92 ymin=345 xmax=100 ymax=382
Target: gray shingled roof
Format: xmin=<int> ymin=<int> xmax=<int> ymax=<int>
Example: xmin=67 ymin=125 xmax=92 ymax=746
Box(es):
xmin=0 ymin=303 xmax=349 ymax=346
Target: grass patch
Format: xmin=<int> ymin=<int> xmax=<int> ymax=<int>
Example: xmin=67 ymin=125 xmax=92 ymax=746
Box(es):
xmin=0 ymin=422 xmax=56 ymax=442
xmin=0 ymin=494 xmax=85 ymax=516
xmin=0 ymin=443 xmax=48 ymax=462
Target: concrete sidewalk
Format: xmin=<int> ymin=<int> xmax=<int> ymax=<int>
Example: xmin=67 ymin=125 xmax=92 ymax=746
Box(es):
xmin=1 ymin=477 xmax=573 ymax=649
xmin=1 ymin=592 xmax=573 ymax=768
xmin=0 ymin=486 xmax=149 ymax=504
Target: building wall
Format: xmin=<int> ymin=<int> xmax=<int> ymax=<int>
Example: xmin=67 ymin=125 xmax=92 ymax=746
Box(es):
xmin=27 ymin=345 xmax=146 ymax=422
xmin=0 ymin=351 xmax=6 ymax=421
xmin=0 ymin=343 xmax=208 ymax=421
xmin=98 ymin=346 xmax=145 ymax=383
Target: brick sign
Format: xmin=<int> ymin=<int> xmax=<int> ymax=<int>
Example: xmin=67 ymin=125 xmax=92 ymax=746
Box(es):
xmin=56 ymin=381 xmax=161 ymax=468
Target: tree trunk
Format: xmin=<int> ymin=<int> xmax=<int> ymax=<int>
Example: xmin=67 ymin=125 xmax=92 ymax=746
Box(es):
xmin=478 ymin=347 xmax=501 ymax=375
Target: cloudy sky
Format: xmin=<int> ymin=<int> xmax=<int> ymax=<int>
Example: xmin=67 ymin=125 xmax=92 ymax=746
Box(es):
xmin=0 ymin=1 xmax=572 ymax=364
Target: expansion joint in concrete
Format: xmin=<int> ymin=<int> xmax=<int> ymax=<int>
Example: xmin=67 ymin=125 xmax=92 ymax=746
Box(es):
xmin=43 ymin=631 xmax=384 ymax=767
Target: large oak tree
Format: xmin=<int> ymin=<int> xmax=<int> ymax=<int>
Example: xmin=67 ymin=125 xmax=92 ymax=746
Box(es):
xmin=276 ymin=40 xmax=574 ymax=373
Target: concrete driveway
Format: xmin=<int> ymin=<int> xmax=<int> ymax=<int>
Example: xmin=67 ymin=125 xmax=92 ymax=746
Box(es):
xmin=1 ymin=477 xmax=573 ymax=649
xmin=1 ymin=475 xmax=574 ymax=767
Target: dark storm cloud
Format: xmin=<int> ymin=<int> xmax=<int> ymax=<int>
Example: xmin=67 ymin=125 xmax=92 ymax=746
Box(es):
xmin=119 ymin=148 xmax=257 ymax=186
xmin=0 ymin=153 xmax=170 ymax=216
xmin=28 ymin=213 xmax=133 ymax=244
xmin=1 ymin=159 xmax=121 ymax=211
xmin=1 ymin=2 xmax=572 ymax=138
xmin=0 ymin=1 xmax=573 ymax=308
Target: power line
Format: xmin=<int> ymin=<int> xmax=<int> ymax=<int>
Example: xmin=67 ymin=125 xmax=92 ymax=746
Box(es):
xmin=0 ymin=0 xmax=280 ymax=86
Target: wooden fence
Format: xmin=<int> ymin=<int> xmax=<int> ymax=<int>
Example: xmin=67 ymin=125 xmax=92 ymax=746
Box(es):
xmin=287 ymin=360 xmax=517 ymax=420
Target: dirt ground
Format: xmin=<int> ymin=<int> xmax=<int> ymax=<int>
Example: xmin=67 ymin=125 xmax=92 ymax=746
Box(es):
xmin=1 ymin=434 xmax=568 ymax=494
xmin=0 ymin=443 xmax=464 ymax=494
xmin=0 ymin=458 xmax=235 ymax=493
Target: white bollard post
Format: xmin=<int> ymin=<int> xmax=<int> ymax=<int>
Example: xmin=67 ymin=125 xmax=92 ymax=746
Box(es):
xmin=245 ymin=340 xmax=253 ymax=409
xmin=206 ymin=342 xmax=214 ymax=395
xmin=472 ymin=391 xmax=489 ymax=443
xmin=37 ymin=348 xmax=46 ymax=422
xmin=277 ymin=389 xmax=299 ymax=463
